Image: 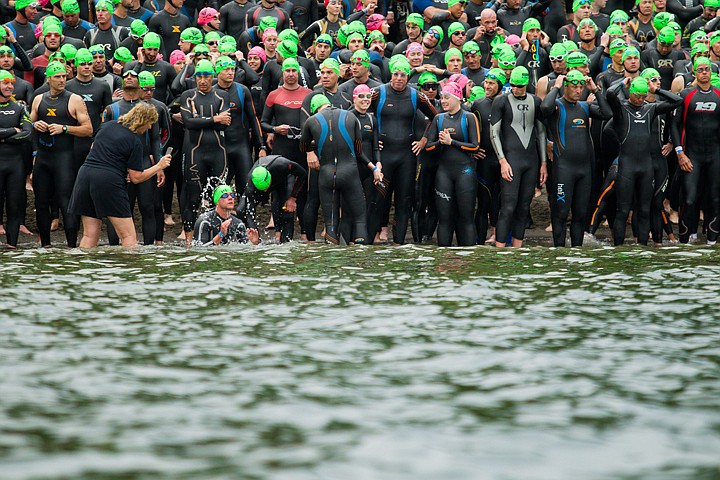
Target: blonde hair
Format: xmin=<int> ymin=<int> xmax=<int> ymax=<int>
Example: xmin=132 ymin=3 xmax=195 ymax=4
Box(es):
xmin=118 ymin=102 xmax=159 ymax=133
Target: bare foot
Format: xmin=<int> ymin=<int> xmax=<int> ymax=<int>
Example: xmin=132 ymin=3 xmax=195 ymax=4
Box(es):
xmin=486 ymin=235 xmax=496 ymax=244
xmin=51 ymin=219 xmax=59 ymax=231
xmin=177 ymin=231 xmax=185 ymax=240
xmin=0 ymin=225 xmax=5 ymax=235
xmin=164 ymin=214 xmax=175 ymax=226
xmin=19 ymin=225 xmax=33 ymax=235
xmin=266 ymin=218 xmax=275 ymax=229
xmin=545 ymin=224 xmax=552 ymax=232
xmin=379 ymin=227 xmax=388 ymax=242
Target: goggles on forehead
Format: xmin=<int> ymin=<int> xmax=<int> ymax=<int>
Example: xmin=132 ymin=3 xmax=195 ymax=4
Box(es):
xmin=549 ymin=55 xmax=565 ymax=62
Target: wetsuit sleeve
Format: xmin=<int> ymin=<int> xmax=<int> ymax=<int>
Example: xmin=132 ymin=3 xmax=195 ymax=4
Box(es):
xmin=452 ymin=113 xmax=480 ymax=152
xmin=606 ymin=87 xmax=627 ymax=133
xmin=194 ymin=215 xmax=215 ymax=245
xmin=149 ymin=122 xmax=162 ymax=161
xmin=535 ymin=117 xmax=547 ymax=163
xmin=287 ymin=160 xmax=308 ymax=198
xmin=260 ymin=93 xmax=276 ymax=133
xmin=667 ymin=0 xmax=703 ymax=24
xmin=243 ymin=87 xmax=265 ymax=150
xmin=530 ymin=0 xmax=552 ymax=15
xmin=588 ymin=47 xmax=604 ymax=78
xmin=11 ymin=42 xmax=32 ymax=71
xmin=299 ymin=21 xmax=321 ymax=50
xmin=587 ymin=89 xmax=613 ymax=121
xmin=171 ymin=64 xmax=191 ymax=96
xmin=371 ymin=116 xmax=381 ymax=164
xmin=653 ymin=89 xmax=683 ymax=116
xmin=424 ymin=116 xmax=440 ymax=151
xmin=540 ymin=86 xmax=560 ymax=117
xmin=299 ymin=115 xmax=316 ymax=152
xmin=180 ymin=96 xmax=217 ymax=129
xmin=243 ymin=187 xmax=260 ymax=229
xmin=489 ymin=96 xmax=506 ymax=160
xmin=417 ymin=90 xmax=438 ymax=119
xmin=352 ymin=116 xmax=373 ymax=168
xmin=237 ymin=59 xmax=259 ymax=87
xmin=229 ymin=217 xmax=249 ymax=243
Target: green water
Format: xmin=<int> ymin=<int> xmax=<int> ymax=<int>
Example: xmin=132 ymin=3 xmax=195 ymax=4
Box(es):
xmin=2 ymin=244 xmax=720 ymax=479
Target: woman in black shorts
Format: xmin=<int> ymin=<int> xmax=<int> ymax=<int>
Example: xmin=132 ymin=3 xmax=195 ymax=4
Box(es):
xmin=68 ymin=103 xmax=172 ymax=248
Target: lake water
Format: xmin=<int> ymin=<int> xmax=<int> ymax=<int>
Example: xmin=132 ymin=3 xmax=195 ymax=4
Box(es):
xmin=2 ymin=244 xmax=719 ymax=479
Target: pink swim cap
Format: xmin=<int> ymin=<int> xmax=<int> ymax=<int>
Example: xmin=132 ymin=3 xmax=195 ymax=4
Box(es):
xmin=353 ymin=84 xmax=372 ymax=99
xmin=506 ymin=34 xmax=521 ymax=46
xmin=367 ymin=14 xmax=385 ymax=31
xmin=405 ymin=42 xmax=423 ymax=57
xmin=169 ymin=49 xmax=186 ymax=65
xmin=442 ymin=81 xmax=463 ymax=100
xmin=248 ymin=46 xmax=267 ymax=63
xmin=447 ymin=73 xmax=469 ymax=93
xmin=262 ymin=27 xmax=278 ymax=42
xmin=198 ymin=7 xmax=218 ymax=26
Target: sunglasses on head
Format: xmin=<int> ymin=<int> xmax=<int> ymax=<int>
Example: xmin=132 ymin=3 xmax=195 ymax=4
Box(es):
xmin=549 ymin=55 xmax=565 ymax=62
xmin=0 ymin=76 xmax=15 ymax=83
xmin=420 ymin=82 xmax=438 ymax=89
xmin=220 ymin=192 xmax=235 ymax=199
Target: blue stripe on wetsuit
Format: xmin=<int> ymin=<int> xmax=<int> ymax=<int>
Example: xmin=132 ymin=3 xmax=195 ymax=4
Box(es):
xmin=337 ymin=110 xmax=356 ymax=158
xmin=235 ymin=83 xmax=246 ymax=127
xmin=556 ymin=100 xmax=566 ymax=157
xmin=316 ymin=113 xmax=329 ymax=158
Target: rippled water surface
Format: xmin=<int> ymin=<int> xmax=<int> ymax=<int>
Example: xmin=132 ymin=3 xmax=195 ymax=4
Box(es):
xmin=2 ymin=244 xmax=720 ymax=480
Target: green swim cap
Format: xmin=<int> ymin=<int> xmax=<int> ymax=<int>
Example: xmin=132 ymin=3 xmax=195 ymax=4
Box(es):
xmin=60 ymin=43 xmax=77 ymax=62
xmin=336 ymin=24 xmax=350 ymax=47
xmin=390 ymin=58 xmax=411 ymax=75
xmin=492 ymin=42 xmax=513 ymax=58
xmin=366 ymin=30 xmax=385 ymax=46
xmin=523 ymin=18 xmax=541 ymax=32
xmin=218 ymin=42 xmax=235 ymax=54
xmin=282 ymin=57 xmax=300 ymax=71
xmin=15 ymin=0 xmax=35 ymax=10
xmin=350 ymin=49 xmax=370 ymax=67
xmin=711 ymin=31 xmax=720 ymax=47
xmin=462 ymin=40 xmax=480 ymax=54
xmin=578 ymin=18 xmax=597 ymax=30
xmin=447 ymin=21 xmax=465 ymax=37
xmin=653 ymin=11 xmax=674 ymax=31
xmin=277 ymin=39 xmax=298 ymax=59
xmin=497 ymin=51 xmax=516 ymax=69
xmin=629 ymin=77 xmax=649 ymax=96
xmin=712 ymin=72 xmax=720 ymax=87
xmin=510 ymin=66 xmax=529 ymax=86
xmin=690 ymin=30 xmax=708 ymax=47
xmin=43 ymin=23 xmax=62 ymax=37
xmin=692 ymin=42 xmax=709 ymax=57
xmin=348 ymin=20 xmax=366 ymax=36
xmin=311 ymin=94 xmax=331 ymax=113
xmin=572 ymin=0 xmax=590 ymax=10
xmin=316 ymin=33 xmax=333 ymax=45
xmin=278 ymin=28 xmax=300 ymax=45
xmin=641 ymin=67 xmax=660 ymax=79
xmin=258 ymin=16 xmax=278 ymax=32
xmin=565 ymin=51 xmax=589 ymax=68
xmin=0 ymin=45 xmax=13 ymax=57
xmin=417 ymin=71 xmax=438 ymax=85
xmin=180 ymin=27 xmax=203 ymax=45
xmin=143 ymin=32 xmax=161 ymax=49
xmin=622 ymin=46 xmax=640 ymax=63
xmin=694 ymin=55 xmax=711 ymax=71
xmin=564 ymin=69 xmax=586 ymax=84
xmin=213 ymin=184 xmax=233 ymax=204
xmin=194 ymin=59 xmax=214 ymax=76
xmin=444 ymin=48 xmax=462 ymax=66
xmin=610 ymin=9 xmax=629 ymax=23
xmin=427 ymin=26 xmax=444 ymax=44
xmin=549 ymin=43 xmax=567 ymax=58
xmin=251 ymin=166 xmax=271 ymax=191
xmin=138 ymin=70 xmax=155 ymax=87
xmin=320 ymin=57 xmax=340 ymax=75
xmin=193 ymin=43 xmax=210 ymax=56
xmin=667 ymin=21 xmax=681 ymax=33
xmin=606 ymin=24 xmax=623 ymax=37
xmin=74 ymin=48 xmax=92 ymax=66
xmin=205 ymin=31 xmax=221 ymax=44
xmin=657 ymin=26 xmax=675 ymax=45
xmin=113 ymin=46 xmax=133 ymax=63
xmin=706 ymin=0 xmax=720 ymax=8
xmin=469 ymin=85 xmax=485 ymax=102
xmin=48 ymin=51 xmax=64 ymax=63
xmin=562 ymin=40 xmax=579 ymax=53
xmin=406 ymin=13 xmax=424 ymax=29
xmin=220 ymin=35 xmax=237 ymax=47
xmin=130 ymin=19 xmax=148 ymax=37
xmin=215 ymin=55 xmax=235 ymax=74
xmin=0 ymin=70 xmax=14 ymax=82
xmin=95 ymin=0 xmax=114 ymax=12
xmin=609 ymin=38 xmax=627 ymax=56
xmin=45 ymin=61 xmax=66 ymax=77
xmin=62 ymin=0 xmax=80 ymax=14
xmin=347 ymin=32 xmax=364 ymax=44
xmin=486 ymin=67 xmax=506 ymax=86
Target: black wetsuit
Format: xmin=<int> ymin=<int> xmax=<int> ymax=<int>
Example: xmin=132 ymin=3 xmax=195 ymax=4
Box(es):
xmin=540 ymin=86 xmax=612 ymax=246
xmin=471 ymin=95 xmax=501 ymax=244
xmin=216 ymin=80 xmax=265 ymax=196
xmin=300 ymin=106 xmax=371 ymax=244
xmin=425 ymin=109 xmax=481 ymax=246
xmin=370 ymin=83 xmax=437 ymax=244
xmin=220 ymin=0 xmax=254 ymax=38
xmin=237 ymin=155 xmax=307 ymax=242
xmin=33 ymin=89 xmax=81 ymax=247
xmin=641 ymin=47 xmax=688 ymax=90
xmin=0 ymin=98 xmax=31 ymax=247
xmin=148 ymin=9 xmax=192 ymax=58
xmin=671 ymin=85 xmax=720 ymax=243
xmin=193 ymin=209 xmax=250 ymax=244
xmin=490 ymin=91 xmax=547 ymax=243
xmin=606 ymin=83 xmax=682 ymax=245
xmin=66 ymin=76 xmax=113 ymax=164
xmin=178 ymin=86 xmax=230 ymax=233
xmin=125 ymin=59 xmax=177 ymax=104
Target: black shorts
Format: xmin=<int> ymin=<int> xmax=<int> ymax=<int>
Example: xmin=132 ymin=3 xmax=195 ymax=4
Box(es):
xmin=68 ymin=166 xmax=132 ymax=219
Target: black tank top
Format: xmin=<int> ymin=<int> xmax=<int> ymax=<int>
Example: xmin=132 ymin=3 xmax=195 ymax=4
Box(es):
xmin=37 ymin=89 xmax=77 ymax=151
